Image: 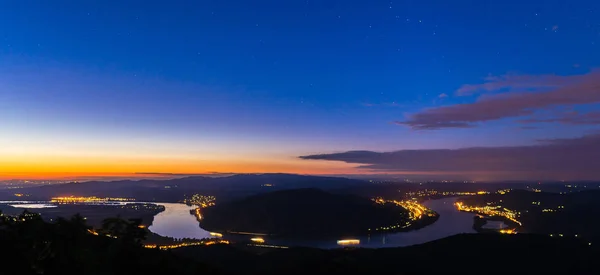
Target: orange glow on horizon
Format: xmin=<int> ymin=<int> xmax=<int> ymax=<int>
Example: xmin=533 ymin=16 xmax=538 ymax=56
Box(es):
xmin=0 ymin=163 xmax=481 ymax=180
xmin=0 ymin=153 xmax=489 ymax=180
xmin=0 ymin=170 xmax=438 ymax=180
xmin=0 ymin=156 xmax=364 ymax=180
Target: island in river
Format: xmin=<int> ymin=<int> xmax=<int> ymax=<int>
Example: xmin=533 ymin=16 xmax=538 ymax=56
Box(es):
xmin=199 ymin=188 xmax=438 ymax=239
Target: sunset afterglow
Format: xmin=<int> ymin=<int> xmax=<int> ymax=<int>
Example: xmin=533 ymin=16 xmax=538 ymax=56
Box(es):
xmin=2 ymin=1 xmax=600 ymax=181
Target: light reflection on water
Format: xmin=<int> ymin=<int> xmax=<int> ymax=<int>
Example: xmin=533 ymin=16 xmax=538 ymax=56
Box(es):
xmin=220 ymin=197 xmax=477 ymax=249
xmin=10 ymin=204 xmax=57 ymax=209
xmin=1 ymin=197 xmax=476 ymax=248
xmin=362 ymin=197 xmax=476 ymax=248
xmin=148 ymin=203 xmax=212 ymax=240
xmin=482 ymin=220 xmax=508 ymax=229
xmin=148 ymin=197 xmax=476 ymax=249
xmin=0 ymin=200 xmax=211 ymax=240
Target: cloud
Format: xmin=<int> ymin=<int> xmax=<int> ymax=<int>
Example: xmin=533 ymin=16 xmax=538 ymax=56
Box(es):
xmin=518 ymin=110 xmax=600 ymax=125
xmin=456 ymin=73 xmax=580 ymax=96
xmin=438 ymin=93 xmax=448 ymax=98
xmin=393 ymin=120 xmax=473 ymax=129
xmin=399 ymin=70 xmax=600 ymax=129
xmin=299 ymin=134 xmax=600 ymax=180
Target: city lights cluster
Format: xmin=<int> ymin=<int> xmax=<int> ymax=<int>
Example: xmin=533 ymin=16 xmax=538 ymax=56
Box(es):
xmin=455 ymin=201 xmax=522 ymax=226
xmin=404 ymin=190 xmax=489 ymax=198
xmin=499 ymin=229 xmax=517 ymax=234
xmin=193 ymin=208 xmax=203 ymax=220
xmin=50 ymin=196 xmax=134 ymax=204
xmin=183 ymin=194 xmax=216 ymax=208
xmin=496 ymin=189 xmax=511 ymax=195
xmin=189 ymin=195 xmax=217 ymax=221
xmin=144 ymin=239 xmax=230 ymax=250
xmin=370 ymin=198 xmax=436 ymax=232
xmin=542 ymin=205 xmax=564 ymax=213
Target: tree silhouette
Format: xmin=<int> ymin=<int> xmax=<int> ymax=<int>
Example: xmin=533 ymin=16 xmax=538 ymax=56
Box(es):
xmin=0 ymin=210 xmax=218 ymax=274
xmin=101 ymin=216 xmax=147 ymax=244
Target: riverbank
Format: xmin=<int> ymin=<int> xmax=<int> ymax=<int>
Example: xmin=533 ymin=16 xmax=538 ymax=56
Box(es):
xmin=184 ymin=197 xmax=475 ymax=249
xmin=148 ymin=203 xmax=213 ymax=240
xmin=1 ymin=197 xmax=478 ymax=249
xmin=208 ymin=198 xmax=441 ymax=241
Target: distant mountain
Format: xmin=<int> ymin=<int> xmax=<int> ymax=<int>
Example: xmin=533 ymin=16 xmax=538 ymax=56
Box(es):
xmin=0 ymin=174 xmax=367 ymax=202
xmin=200 ymin=188 xmax=409 ymax=238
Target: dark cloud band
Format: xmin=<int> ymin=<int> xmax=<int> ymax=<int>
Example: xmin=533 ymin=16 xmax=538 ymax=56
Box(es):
xmin=398 ymin=70 xmax=600 ymax=130
xmin=300 ymin=134 xmax=600 ymax=180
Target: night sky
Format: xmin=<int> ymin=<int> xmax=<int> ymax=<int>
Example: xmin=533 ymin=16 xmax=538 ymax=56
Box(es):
xmin=1 ymin=1 xmax=599 ymax=180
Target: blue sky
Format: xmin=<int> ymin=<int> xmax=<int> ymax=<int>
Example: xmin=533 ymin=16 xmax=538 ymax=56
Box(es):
xmin=1 ymin=1 xmax=599 ymax=179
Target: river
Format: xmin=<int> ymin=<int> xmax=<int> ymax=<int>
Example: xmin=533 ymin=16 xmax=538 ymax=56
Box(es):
xmin=147 ymin=197 xmax=476 ymax=248
xmin=148 ymin=203 xmax=213 ymax=239
xmin=0 ymin=198 xmax=475 ymax=248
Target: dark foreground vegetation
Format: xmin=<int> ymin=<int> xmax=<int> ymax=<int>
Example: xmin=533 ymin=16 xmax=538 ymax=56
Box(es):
xmin=176 ymin=233 xmax=597 ymax=275
xmin=0 ymin=211 xmax=218 ymax=275
xmin=1 ymin=210 xmax=598 ymax=275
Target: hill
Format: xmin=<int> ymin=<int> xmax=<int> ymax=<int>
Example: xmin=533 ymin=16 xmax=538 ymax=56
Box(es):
xmin=200 ymin=188 xmax=410 ymax=238
xmin=1 ymin=212 xmax=597 ymax=275
xmin=0 ymin=174 xmax=367 ymax=202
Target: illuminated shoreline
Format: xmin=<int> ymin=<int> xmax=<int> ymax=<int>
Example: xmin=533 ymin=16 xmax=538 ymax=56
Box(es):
xmin=370 ymin=197 xmax=438 ymax=232
xmin=50 ymin=196 xmax=134 ymax=204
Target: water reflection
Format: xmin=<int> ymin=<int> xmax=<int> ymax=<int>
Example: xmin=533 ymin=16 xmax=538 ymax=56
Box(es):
xmin=216 ymin=197 xmax=476 ymax=249
xmin=148 ymin=203 xmax=212 ymax=239
xmin=482 ymin=220 xmax=508 ymax=229
xmin=2 ymin=198 xmax=476 ymax=248
xmin=10 ymin=204 xmax=57 ymax=209
xmin=361 ymin=197 xmax=476 ymax=248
